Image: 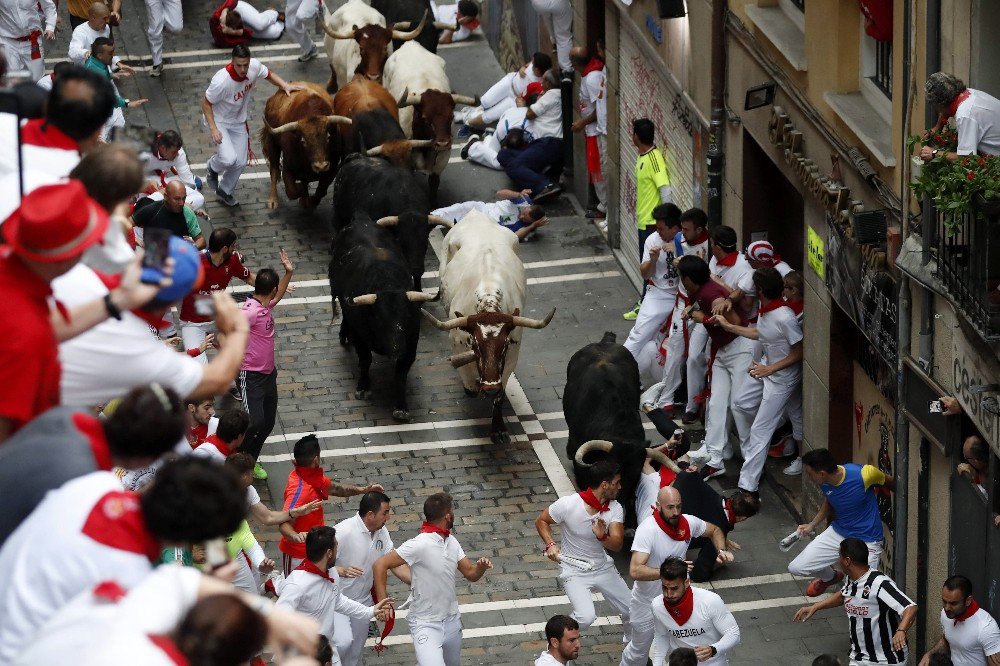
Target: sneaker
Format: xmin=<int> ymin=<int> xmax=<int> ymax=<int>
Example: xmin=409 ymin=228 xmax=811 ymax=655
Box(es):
xmin=687 ymin=446 xmax=710 ymax=465
xmin=769 ymin=434 xmax=796 ymax=458
xmin=253 ymin=462 xmax=268 ymax=480
xmin=460 ymin=135 xmax=479 ymax=159
xmin=206 ymin=166 xmax=219 ymax=191
xmin=585 ymin=209 xmax=607 ymax=219
xmin=297 ymin=47 xmax=318 ymax=62
xmin=700 ymin=464 xmax=725 ymax=480
xmin=216 ymin=187 xmax=238 ymax=207
xmin=806 ymin=570 xmax=844 ymax=597
xmin=622 ymin=303 xmax=640 ymax=321
xmin=532 ymin=183 xmax=562 ymax=203
xmin=784 ymin=458 xmax=803 ymax=476
xmin=456 ymin=123 xmax=475 ymax=138
xmin=150 ymin=63 xmax=163 ymax=77
xmin=682 ymin=409 xmax=700 ymax=425
xmin=598 ymin=219 xmax=608 ymax=233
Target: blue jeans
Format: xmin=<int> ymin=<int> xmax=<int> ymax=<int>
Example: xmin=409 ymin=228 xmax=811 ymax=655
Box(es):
xmin=498 ymin=137 xmax=564 ymax=193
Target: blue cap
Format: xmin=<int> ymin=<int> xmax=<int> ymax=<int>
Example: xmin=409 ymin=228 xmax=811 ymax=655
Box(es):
xmin=156 ymin=236 xmax=204 ymax=303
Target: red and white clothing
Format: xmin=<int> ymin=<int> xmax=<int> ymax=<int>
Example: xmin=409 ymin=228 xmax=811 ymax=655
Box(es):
xmin=279 ymin=466 xmax=331 ymax=574
xmin=467 ymin=68 xmax=542 ymax=125
xmin=332 ymin=513 xmax=394 ymax=666
xmin=651 ymin=586 xmax=740 ymax=665
xmin=547 ymin=493 xmax=631 ymax=631
xmin=0 ymin=0 xmax=56 ymax=80
xmin=190 ymin=433 xmax=235 ymax=463
xmin=431 ymin=1 xmax=477 ymax=41
xmin=145 ymin=0 xmax=184 ymax=67
xmin=277 ymin=561 xmax=375 ymax=654
xmin=467 ymin=106 xmax=527 ymax=170
xmin=0 ymin=472 xmax=159 ymax=662
xmin=68 ymin=21 xmax=117 ymax=65
xmin=284 ymin=0 xmax=320 ymax=57
xmin=940 ymin=603 xmax=1000 ymax=666
xmin=179 ymin=250 xmax=251 ymax=363
xmin=579 ymin=58 xmax=607 ymax=211
xmin=624 ymin=231 xmax=681 ymax=360
xmin=621 ymin=513 xmax=707 ymax=666
xmin=954 ymin=89 xmax=1000 ymax=157
xmin=205 ymin=58 xmax=269 ymax=194
xmin=145 ymin=146 xmax=205 ymax=211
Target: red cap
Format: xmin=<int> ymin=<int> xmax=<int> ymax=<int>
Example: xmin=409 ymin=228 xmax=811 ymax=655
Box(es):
xmin=526 ymin=82 xmax=544 ymax=97
xmin=2 ymin=181 xmax=109 ymax=263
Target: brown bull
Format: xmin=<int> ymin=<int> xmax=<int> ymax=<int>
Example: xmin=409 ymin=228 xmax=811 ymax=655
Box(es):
xmin=260 ymin=82 xmax=352 ymax=209
xmin=332 ymin=77 xmax=432 ymax=167
xmin=398 ymin=88 xmax=477 ymax=200
xmin=321 ymin=11 xmax=426 ymax=91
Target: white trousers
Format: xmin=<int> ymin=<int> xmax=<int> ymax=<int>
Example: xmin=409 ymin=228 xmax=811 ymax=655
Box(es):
xmin=734 ymin=378 xmax=803 ymax=492
xmin=208 ymin=121 xmax=250 ymax=195
xmin=232 ymin=553 xmax=260 ymax=596
xmin=285 ymin=0 xmax=319 ymax=56
xmin=593 ymin=134 xmax=608 ymax=211
xmin=530 ymin=0 xmax=572 ymax=71
xmin=623 ymin=288 xmax=674 ymax=359
xmin=480 ymin=73 xmax=517 ymax=115
xmin=702 ymin=337 xmax=753 ymax=467
xmin=639 ymin=300 xmax=692 ymax=410
xmin=788 ymin=525 xmax=883 ymax=581
xmin=635 ymin=472 xmax=659 ymax=525
xmin=236 ymin=1 xmax=285 ymax=39
xmin=179 ymin=320 xmax=217 ymax=365
xmin=0 ymin=36 xmax=45 ymax=80
xmin=410 ymin=614 xmax=462 ymax=666
xmin=620 ymin=597 xmax=667 ymax=666
xmin=146 ymin=0 xmax=184 ymax=66
xmin=468 ymin=133 xmax=503 ymax=170
xmin=282 ymin=553 xmax=304 ymax=576
xmin=685 ymin=324 xmax=709 ymax=413
xmin=561 ymin=562 xmax=631 ymax=631
xmin=333 ymin=610 xmax=369 ymax=666
xmin=147 ymin=186 xmax=205 ymax=211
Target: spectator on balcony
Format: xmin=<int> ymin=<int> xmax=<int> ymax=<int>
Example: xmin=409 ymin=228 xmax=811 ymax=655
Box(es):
xmin=920 ymin=72 xmax=1000 ymax=162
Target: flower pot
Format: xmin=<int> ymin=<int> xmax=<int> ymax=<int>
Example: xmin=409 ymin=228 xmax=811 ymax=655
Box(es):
xmin=910 ymin=155 xmax=923 ymax=183
xmin=973 ymin=192 xmax=1000 ymax=218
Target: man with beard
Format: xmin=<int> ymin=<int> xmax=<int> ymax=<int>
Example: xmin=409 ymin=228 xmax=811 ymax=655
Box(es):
xmin=535 ymin=460 xmax=631 ymax=634
xmin=535 ymin=615 xmax=581 ymax=665
xmin=919 ymin=575 xmax=1000 ymax=666
xmin=621 ymin=486 xmax=730 ymax=666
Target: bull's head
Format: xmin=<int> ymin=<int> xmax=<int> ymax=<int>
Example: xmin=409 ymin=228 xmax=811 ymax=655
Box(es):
xmin=347 ymin=289 xmax=434 ymax=358
xmin=421 ymin=306 xmax=555 ymax=394
xmin=374 ymin=213 xmax=452 ymax=281
xmin=398 ymin=88 xmax=478 ymax=151
xmin=266 ymin=114 xmax=353 ymax=173
xmin=324 ymin=13 xmax=426 ymax=82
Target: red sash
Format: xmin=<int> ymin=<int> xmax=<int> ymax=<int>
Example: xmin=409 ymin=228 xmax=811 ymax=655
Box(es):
xmin=16 ymin=31 xmax=42 ymax=60
xmin=756 ymin=299 xmax=791 ymax=316
xmin=148 ymin=635 xmax=190 ymax=665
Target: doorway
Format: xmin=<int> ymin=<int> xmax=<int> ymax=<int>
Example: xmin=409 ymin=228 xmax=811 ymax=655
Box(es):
xmin=741 ymin=130 xmax=805 ymax=268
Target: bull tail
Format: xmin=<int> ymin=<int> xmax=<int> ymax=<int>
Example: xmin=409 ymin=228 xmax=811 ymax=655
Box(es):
xmin=600 ymin=331 xmax=617 ymax=344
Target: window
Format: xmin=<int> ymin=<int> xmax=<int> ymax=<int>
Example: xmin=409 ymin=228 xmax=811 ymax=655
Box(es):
xmin=870 ymin=40 xmax=892 ymax=97
xmin=859 ymin=26 xmax=892 ymax=121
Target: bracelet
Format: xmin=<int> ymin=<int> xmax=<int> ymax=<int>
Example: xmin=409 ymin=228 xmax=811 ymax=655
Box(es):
xmin=104 ymin=293 xmax=122 ymax=320
xmin=543 ymin=541 xmax=556 ymax=553
xmin=288 ymin=508 xmax=295 ymax=520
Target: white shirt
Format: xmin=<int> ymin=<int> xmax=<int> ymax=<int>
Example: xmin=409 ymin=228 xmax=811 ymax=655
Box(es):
xmin=495 ymin=106 xmax=529 ymax=144
xmin=333 ymin=513 xmax=394 ymax=604
xmin=145 ymin=147 xmax=197 ymax=189
xmin=432 ymin=3 xmax=473 ymax=41
xmin=755 ymin=304 xmax=803 ymax=387
xmin=736 ymin=260 xmax=794 ymax=319
xmin=0 ymin=472 xmax=157 ymax=662
xmin=394 ymin=531 xmax=467 ymax=623
xmin=941 ymin=608 xmax=1000 ymax=666
xmin=630 ymin=513 xmax=706 ymax=602
xmin=708 ymin=253 xmax=753 ymax=291
xmin=534 ymin=651 xmax=567 ymax=665
xmin=12 ymin=564 xmax=201 ymax=665
xmin=0 ymin=0 xmax=56 ymax=38
xmin=277 ymin=566 xmax=373 ymax=641
xmin=956 ymin=89 xmax=1000 ymax=157
xmin=651 ymin=586 xmax=741 ymax=665
xmin=579 ymin=67 xmax=607 ymax=136
xmin=432 ymin=199 xmax=523 ymax=227
xmin=205 ymin=58 xmax=270 ymax=124
xmin=528 ymin=89 xmax=563 ymax=140
xmin=68 ymin=22 xmax=110 ymax=64
xmin=35 ymin=72 xmax=54 ymax=91
xmin=511 ymin=69 xmax=543 ymax=98
xmin=642 ymin=231 xmax=681 ymax=295
xmin=54 ymin=264 xmax=204 ymax=407
xmin=547 ymin=494 xmax=624 ymax=567
xmin=190 ymin=441 xmax=227 ymax=463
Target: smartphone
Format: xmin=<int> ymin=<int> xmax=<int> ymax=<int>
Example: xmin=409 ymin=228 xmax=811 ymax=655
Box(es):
xmin=928 ymin=400 xmax=943 ymax=414
xmin=194 ymin=294 xmax=216 ymax=317
xmin=673 ymin=428 xmax=685 ymax=439
xmin=141 ymin=228 xmax=171 ymax=284
xmin=204 ymin=538 xmax=230 ymax=568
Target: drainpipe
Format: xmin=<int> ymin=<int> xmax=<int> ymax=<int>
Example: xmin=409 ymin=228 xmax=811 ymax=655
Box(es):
xmin=706 ymin=0 xmax=727 ymax=228
xmin=919 ymin=0 xmax=939 ymax=372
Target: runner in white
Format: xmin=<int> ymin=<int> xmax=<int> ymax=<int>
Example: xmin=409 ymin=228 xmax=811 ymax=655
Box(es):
xmin=144 ymin=130 xmax=205 ymax=211
xmin=68 ymin=3 xmax=133 ymax=70
xmin=535 ymin=459 xmax=632 ymax=633
xmin=0 ymin=0 xmax=56 ymax=81
xmin=333 ymin=492 xmax=412 ymax=666
xmin=459 ymin=53 xmax=549 ymax=130
xmin=534 ymin=615 xmax=581 ymax=666
xmin=374 ymin=492 xmax=493 ymax=666
xmin=651 ymin=557 xmax=741 ymax=665
xmin=920 ymin=575 xmax=1000 ymax=666
xmin=145 ymin=0 xmax=184 ymax=76
xmin=284 ymin=0 xmax=320 ymax=62
xmin=202 ymin=43 xmax=302 ymax=206
xmin=621 ymin=486 xmax=731 ymax=666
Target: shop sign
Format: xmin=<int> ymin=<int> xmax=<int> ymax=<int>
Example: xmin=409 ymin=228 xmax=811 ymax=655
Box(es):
xmin=951 ymin=331 xmax=1000 ymax=451
xmin=807 ymin=226 xmax=825 ymax=278
xmin=644 ymin=15 xmax=663 ymax=44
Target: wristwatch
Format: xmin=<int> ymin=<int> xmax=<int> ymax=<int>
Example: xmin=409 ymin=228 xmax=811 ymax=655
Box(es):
xmin=932 ymin=149 xmax=940 ymax=157
xmin=103 ymin=293 xmax=122 ymax=320
xmin=710 ymin=646 xmax=718 ymax=657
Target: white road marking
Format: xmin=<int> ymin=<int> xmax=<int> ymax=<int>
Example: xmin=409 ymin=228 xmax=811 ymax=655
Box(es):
xmin=257 ymin=434 xmax=503 ymax=463
xmin=262 ymin=416 xmax=499 ymax=445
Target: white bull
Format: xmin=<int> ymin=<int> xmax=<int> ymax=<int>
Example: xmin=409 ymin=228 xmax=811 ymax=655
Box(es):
xmin=422 ymin=210 xmax=554 ymax=444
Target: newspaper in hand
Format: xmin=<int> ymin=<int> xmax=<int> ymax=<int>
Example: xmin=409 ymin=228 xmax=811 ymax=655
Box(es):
xmin=559 ymin=554 xmax=594 ymax=572
xmin=779 ymin=527 xmax=813 ymax=552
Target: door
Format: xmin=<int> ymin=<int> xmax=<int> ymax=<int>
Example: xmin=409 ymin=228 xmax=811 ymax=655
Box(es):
xmin=741 ymin=130 xmax=805 ymax=267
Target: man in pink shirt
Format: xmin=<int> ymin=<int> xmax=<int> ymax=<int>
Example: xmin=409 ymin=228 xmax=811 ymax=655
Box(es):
xmin=238 ymin=249 xmax=293 ymax=479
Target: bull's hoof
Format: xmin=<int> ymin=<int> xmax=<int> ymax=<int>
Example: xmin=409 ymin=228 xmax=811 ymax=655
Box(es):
xmin=392 ymin=409 xmax=411 ymax=422
xmin=355 ymin=389 xmax=371 ymax=400
xmin=463 ymin=387 xmax=478 ymax=397
xmin=266 ymin=198 xmax=279 ymax=210
xmin=490 ymin=430 xmax=510 ymax=446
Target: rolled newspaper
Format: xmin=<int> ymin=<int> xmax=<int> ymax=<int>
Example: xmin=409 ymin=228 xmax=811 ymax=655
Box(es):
xmin=779 ymin=528 xmax=813 ymax=552
xmin=559 ymin=554 xmax=595 ymax=572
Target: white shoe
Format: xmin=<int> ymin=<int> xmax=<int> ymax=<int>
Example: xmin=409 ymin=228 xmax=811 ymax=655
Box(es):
xmin=784 ymin=458 xmax=803 ymax=476
xmin=687 ymin=446 xmax=711 ymax=465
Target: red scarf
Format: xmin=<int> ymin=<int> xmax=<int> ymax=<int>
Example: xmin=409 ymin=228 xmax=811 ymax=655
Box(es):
xmin=81 ymin=491 xmax=161 ymax=561
xmin=419 ymin=521 xmax=451 ymax=539
xmin=658 ymin=465 xmax=677 ymax=487
xmin=72 ymin=413 xmax=112 ymax=471
xmin=148 ymin=635 xmax=190 ymax=666
xmin=757 ymin=299 xmax=791 ymax=316
xmin=22 ymin=118 xmax=79 ymax=151
xmin=724 ymin=499 xmax=736 ymax=529
xmin=294 ymin=466 xmax=331 ymax=500
xmin=295 ymin=558 xmax=332 ymax=580
xmin=947 ymin=89 xmax=972 ymax=119
xmin=582 ymin=57 xmax=604 ymax=76
xmin=202 ymin=434 xmax=231 ymax=457
xmin=664 ymin=585 xmax=695 ymax=625
xmin=691 ymin=229 xmax=710 ymax=246
xmin=578 ymin=488 xmax=610 ymax=512
xmin=786 ymin=298 xmax=804 ymax=315
xmin=716 ymin=251 xmax=738 ymax=267
xmin=225 ymin=62 xmax=248 ymax=82
xmin=652 ymin=509 xmax=690 ymax=541
xmin=954 ymin=599 xmax=980 ymax=625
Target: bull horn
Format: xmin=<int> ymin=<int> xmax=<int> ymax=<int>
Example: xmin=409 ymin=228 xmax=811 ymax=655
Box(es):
xmin=392 ymin=10 xmax=427 ymax=40
xmin=351 ymin=293 xmax=378 ymax=305
xmin=407 ymin=139 xmax=435 ymax=149
xmin=449 ymin=350 xmax=476 ymax=368
xmin=366 ymin=145 xmax=385 ymax=157
xmin=325 ymin=115 xmax=353 ymax=125
xmin=421 ymin=309 xmax=468 ymax=330
xmin=511 ymin=307 xmax=556 ymax=329
xmin=320 ymin=22 xmax=355 ymax=39
xmin=432 ymin=20 xmax=457 ymax=30
xmin=426 ymin=215 xmax=453 ymax=229
xmin=397 ymin=88 xmax=421 ymax=107
xmin=391 ymin=20 xmax=411 ymax=29
xmin=450 ymin=93 xmax=479 ymax=106
xmin=574 ymin=439 xmax=614 ymax=466
xmin=645 ymin=447 xmax=681 ymax=474
xmin=406 ymin=291 xmax=435 ymax=302
xmin=375 ymin=215 xmax=399 ymax=227
xmin=265 ymin=120 xmax=300 ymax=135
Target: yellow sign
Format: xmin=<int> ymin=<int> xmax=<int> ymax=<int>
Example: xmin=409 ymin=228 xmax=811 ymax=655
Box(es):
xmin=807 ymin=226 xmax=825 ymax=278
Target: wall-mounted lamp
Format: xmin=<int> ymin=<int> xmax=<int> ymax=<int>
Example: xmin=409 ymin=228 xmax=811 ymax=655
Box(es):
xmin=656 ymin=0 xmax=686 ymax=19
xmin=744 ymin=82 xmax=776 ymax=110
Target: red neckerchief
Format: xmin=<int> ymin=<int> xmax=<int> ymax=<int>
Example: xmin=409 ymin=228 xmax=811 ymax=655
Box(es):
xmin=295 ymin=558 xmax=332 ymax=580
xmin=716 ymin=251 xmax=738 ymax=267
xmin=202 ymin=434 xmax=231 ymax=457
xmin=578 ymin=488 xmax=610 ymax=512
xmin=457 ymin=11 xmax=480 ymax=29
xmin=947 ymin=89 xmax=972 ymax=118
xmin=81 ymin=490 xmax=161 ymax=561
xmin=664 ymin=585 xmax=695 ymax=625
xmin=954 ymin=599 xmax=980 ymax=625
xmin=21 ymin=118 xmax=79 ymax=151
xmin=652 ymin=509 xmax=690 ymax=541
xmin=72 ymin=413 xmax=112 ymax=471
xmin=187 ymin=422 xmax=209 ymax=448
xmin=582 ymin=57 xmax=604 ymax=76
xmin=294 ymin=466 xmax=331 ymax=500
xmin=757 ymin=298 xmax=791 ymax=316
xmin=724 ymin=499 xmax=736 ymax=529
xmin=131 ymin=308 xmax=171 ymax=330
xmin=92 ymin=580 xmax=127 ymax=603
xmin=148 ymin=635 xmax=190 ymax=666
xmin=691 ymin=230 xmax=710 ymax=245
xmin=786 ymin=299 xmax=804 ymax=315
xmin=658 ymin=465 xmax=677 ymax=487
xmin=225 ymin=62 xmax=248 ymax=82
xmin=419 ymin=521 xmax=451 ymax=539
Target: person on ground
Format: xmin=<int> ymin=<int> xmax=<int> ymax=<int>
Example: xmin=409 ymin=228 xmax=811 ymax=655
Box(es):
xmin=458 ymin=52 xmax=550 ymax=132
xmin=332 ymin=491 xmax=412 ymax=666
xmin=461 ymin=82 xmax=540 ymax=170
xmin=203 ymin=44 xmax=303 ymax=206
xmin=623 ymin=118 xmax=673 ymax=320
xmin=788 ymin=448 xmax=894 ymax=596
xmin=535 ymin=615 xmax=580 ymax=666
xmin=82 ymin=37 xmax=147 ymax=139
xmin=374 ymin=492 xmax=494 ymax=666
xmin=0 ymin=384 xmax=185 ymax=546
xmin=569 ymin=45 xmax=607 ymax=219
xmin=0 ymin=457 xmax=247 ymax=662
xmin=529 ymin=0 xmax=572 ymax=74
xmin=431 ymin=188 xmax=549 ymax=241
xmin=435 ymin=0 xmax=479 ymax=44
xmin=498 ymin=71 xmax=564 ymax=202
xmin=920 ymin=72 xmax=1000 ymax=161
xmin=143 ymin=130 xmax=206 ymax=211
xmin=620 ymin=486 xmax=731 ymax=666
xmin=239 ymin=257 xmax=294 ymax=478
xmin=651 ymin=557 xmax=741 ymax=664
xmin=192 ymin=408 xmax=249 ymax=462
xmin=210 ymin=0 xmax=285 ymax=47
xmin=919 ymin=575 xmax=1000 ymax=666
xmin=185 ymin=397 xmax=217 ymax=447
xmin=0 ymin=0 xmax=56 ymax=81
xmin=794 ymin=537 xmax=917 ymax=665
xmin=535 ymin=460 xmax=632 ymax=632
xmin=68 ymin=3 xmax=132 ymax=70
xmin=132 ymin=181 xmax=207 ymax=249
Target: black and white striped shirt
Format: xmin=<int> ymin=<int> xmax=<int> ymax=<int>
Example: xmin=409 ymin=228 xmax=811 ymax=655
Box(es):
xmin=841 ymin=570 xmax=915 ymax=664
